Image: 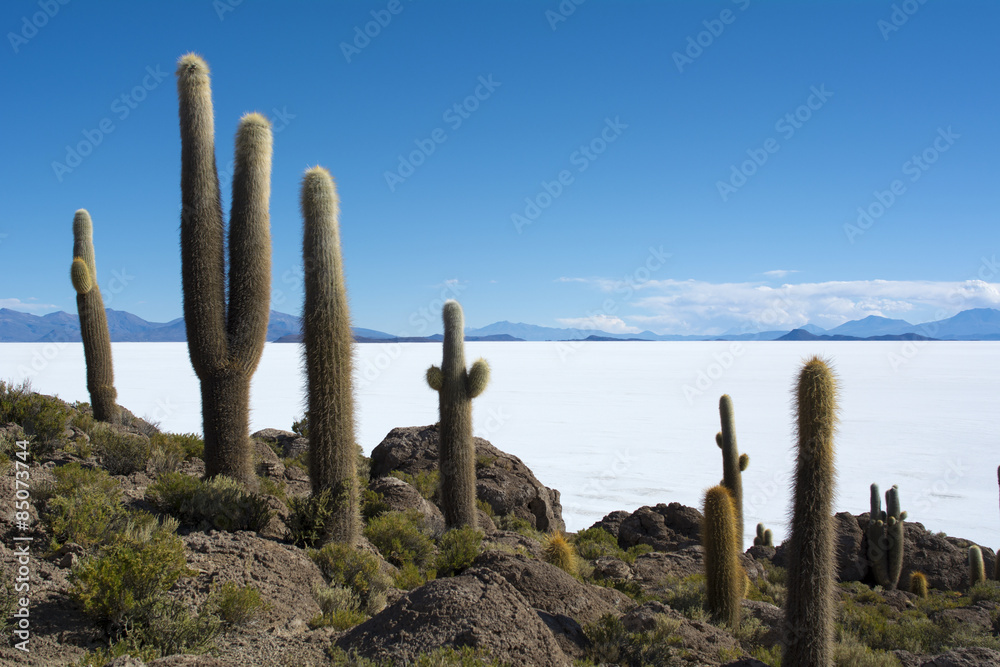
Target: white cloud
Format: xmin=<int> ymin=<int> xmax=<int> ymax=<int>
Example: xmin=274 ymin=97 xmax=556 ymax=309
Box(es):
xmin=558 ymin=276 xmax=1000 ymax=335
xmin=763 ymin=269 xmax=798 ymax=278
xmin=0 ymin=298 xmax=60 ymax=313
xmin=556 ymin=314 xmax=641 ymax=334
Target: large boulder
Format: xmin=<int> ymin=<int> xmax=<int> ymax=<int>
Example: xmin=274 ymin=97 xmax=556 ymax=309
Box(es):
xmin=370 ymin=425 xmax=565 ymax=532
xmin=613 ymin=503 xmax=702 ymax=552
xmin=336 ymin=569 xmax=571 ymax=666
xmin=621 ymin=602 xmax=748 ymax=666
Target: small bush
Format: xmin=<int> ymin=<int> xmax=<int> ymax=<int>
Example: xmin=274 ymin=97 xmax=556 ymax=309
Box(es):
xmin=309 ymin=543 xmax=392 ymax=615
xmin=150 ymin=432 xmax=204 ymax=460
xmin=364 ymin=510 xmax=435 ymax=568
xmin=435 ymin=526 xmax=483 ymax=577
xmin=287 ymin=489 xmax=338 ymax=548
xmin=257 ymin=475 xmax=287 ymax=502
xmin=394 ymin=561 xmax=433 ymax=590
xmin=390 ymin=469 xmax=439 ymax=500
xmin=583 ymin=613 xmax=683 ymax=666
xmin=329 ymin=646 xmax=507 ymax=667
xmin=40 ymin=463 xmax=125 ymax=549
xmin=311 ymin=583 xmax=367 ymax=630
xmin=361 ymin=488 xmax=390 ymax=522
xmin=496 ymin=513 xmax=544 ymax=542
xmin=660 ymin=574 xmax=709 ymax=620
xmin=91 ymin=424 xmax=150 ymax=475
xmin=543 ymin=533 xmax=578 ymax=576
xmin=146 ymin=473 xmax=272 ymax=533
xmin=0 ymin=381 xmax=70 ymax=453
xmin=573 ymin=527 xmax=621 ymax=560
xmin=969 ymin=580 xmax=1000 ymax=604
xmin=69 ymin=521 xmax=192 ymax=632
xmin=622 ymin=543 xmax=654 ymax=564
xmin=206 ymin=581 xmax=268 ymax=627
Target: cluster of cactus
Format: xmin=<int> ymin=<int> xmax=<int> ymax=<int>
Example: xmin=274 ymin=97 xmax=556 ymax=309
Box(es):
xmin=426 ymin=300 xmax=490 ymax=529
xmin=866 ymin=483 xmax=906 ymax=590
xmin=69 ymin=209 xmax=118 ymax=423
xmin=783 ymin=356 xmax=838 ymax=667
xmin=300 ymin=166 xmax=359 ymax=545
xmin=175 ymin=53 xmax=273 ymax=488
xmin=716 ymin=394 xmax=748 ymax=547
xmin=753 ymin=522 xmax=773 ymax=547
xmin=702 ymin=484 xmax=743 ymax=628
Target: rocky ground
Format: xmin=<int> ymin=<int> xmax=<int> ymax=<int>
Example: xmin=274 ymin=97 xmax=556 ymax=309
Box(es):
xmin=1 ymin=390 xmax=1000 ymax=666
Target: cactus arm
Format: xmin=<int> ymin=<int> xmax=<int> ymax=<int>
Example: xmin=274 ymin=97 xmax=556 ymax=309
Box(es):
xmin=177 ymin=53 xmax=228 ymax=376
xmin=467 ymin=359 xmax=490 ymax=398
xmin=71 ymin=258 xmax=93 ymax=294
xmin=426 ymin=365 xmax=443 ymax=391
xmin=227 ymin=112 xmax=273 ymax=372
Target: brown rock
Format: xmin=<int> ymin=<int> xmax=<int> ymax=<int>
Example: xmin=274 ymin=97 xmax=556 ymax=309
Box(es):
xmin=740 ymin=599 xmax=784 ymax=647
xmin=632 ymin=546 xmax=704 ymax=590
xmin=482 ymin=530 xmax=543 ymax=559
xmin=336 ymin=569 xmax=571 ymax=666
xmin=919 ymin=647 xmax=1000 ymax=666
xmin=588 ymin=510 xmax=631 ymax=540
xmin=593 ymin=557 xmax=633 ymax=582
xmin=370 ymin=425 xmax=564 ymax=532
xmin=616 ymin=503 xmax=702 ymax=552
xmin=369 ymin=475 xmax=446 ymax=536
xmin=622 ymin=602 xmax=746 ymax=665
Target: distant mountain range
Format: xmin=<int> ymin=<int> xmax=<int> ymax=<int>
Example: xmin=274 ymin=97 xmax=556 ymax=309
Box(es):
xmin=3 ymin=307 xmax=1000 ymax=343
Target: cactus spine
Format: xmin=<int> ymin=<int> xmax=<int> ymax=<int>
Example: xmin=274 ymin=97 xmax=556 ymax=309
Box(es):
xmin=300 ymin=166 xmax=359 ymax=545
xmin=176 ymin=53 xmax=272 ymax=488
xmin=866 ymin=483 xmax=907 ymax=590
xmin=70 ymin=210 xmax=118 ymax=423
xmin=426 ymin=300 xmax=489 ymax=529
xmin=970 ymin=545 xmax=986 ymax=586
xmin=703 ymin=485 xmax=743 ymax=628
xmin=754 ymin=522 xmax=774 ymax=547
xmin=716 ymin=394 xmax=748 ymax=547
xmin=909 ymin=571 xmax=928 ymax=598
xmin=783 ymin=356 xmax=838 ymax=667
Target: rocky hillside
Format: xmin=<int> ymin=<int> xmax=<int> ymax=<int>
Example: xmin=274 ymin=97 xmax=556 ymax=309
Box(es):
xmin=1 ymin=385 xmax=1000 ymax=666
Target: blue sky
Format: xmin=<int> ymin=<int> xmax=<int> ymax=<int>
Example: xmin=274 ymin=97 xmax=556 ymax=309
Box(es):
xmin=2 ymin=0 xmax=998 ymax=336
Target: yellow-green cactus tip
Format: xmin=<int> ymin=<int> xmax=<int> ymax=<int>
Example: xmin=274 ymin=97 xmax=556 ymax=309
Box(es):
xmin=71 ymin=257 xmax=92 ymax=294
xmin=239 ymin=111 xmax=271 ymax=129
xmin=426 ymin=365 xmax=443 ymax=391
xmin=176 ymin=52 xmax=209 ymax=75
xmin=467 ymin=359 xmax=490 ymax=398
xmin=739 ymin=453 xmax=749 ymax=471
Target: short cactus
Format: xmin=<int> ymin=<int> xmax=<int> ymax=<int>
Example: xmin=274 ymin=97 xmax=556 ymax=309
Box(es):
xmin=703 ymin=484 xmax=743 ymax=628
xmin=783 ymin=356 xmax=838 ymax=667
xmin=426 ymin=300 xmax=489 ymax=529
xmin=543 ymin=533 xmax=578 ymax=576
xmin=909 ymin=571 xmax=928 ymax=598
xmin=176 ymin=53 xmax=272 ymax=488
xmin=754 ymin=522 xmax=774 ymax=547
xmin=300 ymin=166 xmax=359 ymax=545
xmin=70 ymin=209 xmax=118 ymax=423
xmin=716 ymin=394 xmax=748 ymax=547
xmin=970 ymin=545 xmax=986 ymax=586
xmin=866 ymin=483 xmax=907 ymax=590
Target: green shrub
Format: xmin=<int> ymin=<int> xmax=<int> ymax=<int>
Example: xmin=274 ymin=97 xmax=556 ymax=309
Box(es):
xmin=969 ymin=580 xmax=1000 ymax=604
xmin=0 ymin=380 xmax=70 ymax=453
xmin=622 ymin=544 xmax=654 ymax=564
xmin=496 ymin=513 xmax=544 ymax=542
xmin=149 ymin=432 xmax=204 ymax=460
xmin=394 ymin=561 xmax=433 ymax=590
xmin=257 ymin=475 xmax=287 ymax=502
xmin=361 ymin=488 xmax=390 ymax=522
xmin=311 ymin=583 xmax=367 ymax=629
xmin=573 ymin=527 xmax=620 ymax=560
xmin=583 ymin=613 xmax=684 ymax=666
xmin=91 ymin=424 xmax=149 ymax=475
xmin=435 ymin=526 xmax=483 ymax=577
xmin=329 ymin=646 xmax=508 ymax=667
xmin=660 ymin=574 xmax=709 ymax=620
xmin=287 ymin=489 xmax=337 ymax=548
xmin=390 ymin=469 xmax=439 ymax=501
xmin=70 ymin=408 xmax=96 ymax=436
xmin=364 ymin=510 xmax=435 ymax=568
xmin=146 ymin=472 xmax=272 ymax=533
xmin=40 ymin=463 xmax=125 ymax=549
xmin=69 ymin=521 xmax=192 ymax=632
xmin=309 ymin=543 xmax=392 ymax=615
xmin=206 ymin=581 xmax=268 ymax=627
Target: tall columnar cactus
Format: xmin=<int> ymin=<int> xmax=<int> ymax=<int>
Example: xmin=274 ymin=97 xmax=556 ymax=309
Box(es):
xmin=866 ymin=483 xmax=907 ymax=590
xmin=716 ymin=394 xmax=748 ymax=547
xmin=176 ymin=53 xmax=272 ymax=488
xmin=754 ymin=522 xmax=774 ymax=547
xmin=70 ymin=210 xmax=118 ymax=423
xmin=300 ymin=166 xmax=358 ymax=545
xmin=783 ymin=356 xmax=838 ymax=667
xmin=703 ymin=484 xmax=743 ymax=628
xmin=426 ymin=300 xmax=490 ymax=529
xmin=970 ymin=545 xmax=986 ymax=586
